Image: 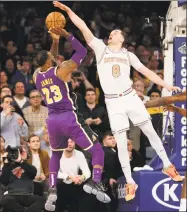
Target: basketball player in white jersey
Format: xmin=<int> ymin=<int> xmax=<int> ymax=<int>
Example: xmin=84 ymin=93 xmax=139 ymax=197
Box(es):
xmin=53 ymin=1 xmax=183 ymax=201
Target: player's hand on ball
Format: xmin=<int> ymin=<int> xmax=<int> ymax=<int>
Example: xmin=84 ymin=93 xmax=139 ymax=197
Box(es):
xmin=48 ymin=30 xmax=60 ymax=41
xmin=49 ymin=27 xmax=70 ymax=39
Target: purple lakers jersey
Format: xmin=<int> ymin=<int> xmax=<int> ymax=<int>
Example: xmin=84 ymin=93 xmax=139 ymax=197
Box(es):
xmin=35 ymin=67 xmax=75 ymax=114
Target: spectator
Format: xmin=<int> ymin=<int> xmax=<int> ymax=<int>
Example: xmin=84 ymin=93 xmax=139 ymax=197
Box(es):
xmin=27 ymin=134 xmax=50 ymax=196
xmin=0 ymin=135 xmax=5 ymax=170
xmin=0 ymin=85 xmax=12 ymax=101
xmin=102 ymin=131 xmax=123 ymax=212
xmin=13 ymin=82 xmax=30 ymax=109
xmin=81 ymin=88 xmax=110 ymax=140
xmin=0 ymin=95 xmax=28 ymax=147
xmin=55 ymin=139 xmax=91 ymax=212
xmin=127 ymin=139 xmax=144 ymax=171
xmin=147 ymin=89 xmax=163 ymax=138
xmin=4 ymin=58 xmax=16 ymax=83
xmin=11 ymin=57 xmax=35 ymax=96
xmin=0 ymin=71 xmax=9 ymax=88
xmin=151 ymin=72 xmax=164 ymax=92
xmin=132 ymin=80 xmax=150 ymax=102
xmin=23 ymin=90 xmax=48 ymax=135
xmin=5 ymin=40 xmax=20 ymax=62
xmin=0 ymin=145 xmax=45 ymax=212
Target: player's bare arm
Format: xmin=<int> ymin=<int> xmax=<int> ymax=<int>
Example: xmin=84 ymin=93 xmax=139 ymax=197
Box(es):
xmin=53 ymin=1 xmax=94 ymax=43
xmin=137 ymin=66 xmax=181 ymax=92
xmin=56 ymin=59 xmax=78 ymax=81
xmin=49 ymin=32 xmax=60 ymax=59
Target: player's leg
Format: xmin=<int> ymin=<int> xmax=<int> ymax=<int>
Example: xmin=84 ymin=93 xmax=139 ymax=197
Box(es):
xmin=179 ymin=172 xmax=187 ymax=211
xmin=129 ymin=94 xmax=183 ymax=181
xmin=69 ymin=111 xmax=110 ymax=203
xmin=45 ymin=117 xmax=66 ymax=211
xmin=105 ymin=97 xmax=138 ymax=201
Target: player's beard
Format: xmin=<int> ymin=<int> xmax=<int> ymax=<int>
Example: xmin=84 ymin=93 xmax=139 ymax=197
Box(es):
xmin=52 ymin=60 xmax=57 ymax=67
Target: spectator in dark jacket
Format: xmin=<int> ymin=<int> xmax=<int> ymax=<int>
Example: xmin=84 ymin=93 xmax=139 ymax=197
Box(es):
xmin=0 ymin=145 xmax=45 ymax=212
xmin=11 ymin=57 xmax=35 ymax=96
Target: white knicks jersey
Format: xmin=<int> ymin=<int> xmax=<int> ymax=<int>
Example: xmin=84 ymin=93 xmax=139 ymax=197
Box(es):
xmin=89 ymin=37 xmax=144 ymax=94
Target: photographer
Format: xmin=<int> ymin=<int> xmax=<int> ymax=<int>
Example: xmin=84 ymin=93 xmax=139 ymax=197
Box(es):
xmin=0 ymin=145 xmax=45 ymax=212
xmin=0 ymin=95 xmax=28 ymax=147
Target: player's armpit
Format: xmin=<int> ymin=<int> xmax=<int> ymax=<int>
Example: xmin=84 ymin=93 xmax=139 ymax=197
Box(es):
xmin=57 ymin=59 xmax=78 ymax=81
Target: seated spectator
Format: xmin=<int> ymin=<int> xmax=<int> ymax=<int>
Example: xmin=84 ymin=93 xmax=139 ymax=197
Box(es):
xmin=27 ymin=134 xmax=50 ymax=196
xmin=147 ymin=89 xmax=163 ymax=138
xmin=55 ymin=139 xmax=91 ymax=212
xmin=0 ymin=85 xmax=12 ymax=102
xmin=102 ymin=131 xmax=123 ymax=212
xmin=0 ymin=95 xmax=28 ymax=147
xmin=11 ymin=57 xmax=35 ymax=96
xmin=81 ymin=88 xmax=110 ymax=140
xmin=13 ymin=82 xmax=30 ymax=110
xmin=127 ymin=139 xmax=144 ymax=171
xmin=23 ymin=90 xmax=48 ymax=135
xmin=0 ymin=71 xmax=9 ymax=89
xmin=0 ymin=145 xmax=45 ymax=212
xmin=4 ymin=58 xmax=16 ymax=83
xmin=0 ymin=136 xmax=5 ymax=171
xmin=151 ymin=72 xmax=164 ymax=92
xmin=132 ymin=80 xmax=150 ymax=103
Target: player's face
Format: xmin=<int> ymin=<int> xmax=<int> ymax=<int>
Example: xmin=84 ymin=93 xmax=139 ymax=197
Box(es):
xmin=85 ymin=91 xmax=96 ymax=104
xmin=108 ymin=30 xmax=124 ymax=46
xmin=104 ymin=135 xmax=116 ymax=148
xmin=47 ymin=52 xmax=57 ymax=68
xmin=66 ymin=139 xmax=75 ymax=152
xmin=29 ymin=136 xmax=41 ymax=151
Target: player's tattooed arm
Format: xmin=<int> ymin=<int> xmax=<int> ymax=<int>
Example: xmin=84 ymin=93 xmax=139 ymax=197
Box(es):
xmin=57 ymin=59 xmax=78 ymax=81
xmin=53 ymin=1 xmax=94 ymax=43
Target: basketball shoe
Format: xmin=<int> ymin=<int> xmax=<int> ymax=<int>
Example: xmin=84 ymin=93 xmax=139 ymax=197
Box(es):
xmin=125 ymin=183 xmax=138 ymax=201
xmin=162 ymin=164 xmax=183 ymax=181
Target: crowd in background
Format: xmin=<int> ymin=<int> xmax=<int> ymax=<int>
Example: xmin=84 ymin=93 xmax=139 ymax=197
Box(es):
xmin=0 ymin=1 xmax=169 ymax=212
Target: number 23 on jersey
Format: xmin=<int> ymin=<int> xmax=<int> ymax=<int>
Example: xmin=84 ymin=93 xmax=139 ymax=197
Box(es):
xmin=42 ymin=85 xmax=62 ymax=104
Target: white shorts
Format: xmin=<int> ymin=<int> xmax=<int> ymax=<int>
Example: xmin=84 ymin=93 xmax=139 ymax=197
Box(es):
xmin=105 ymin=89 xmax=151 ymax=133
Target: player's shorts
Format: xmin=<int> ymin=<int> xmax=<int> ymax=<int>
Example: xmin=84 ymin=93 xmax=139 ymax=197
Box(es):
xmin=105 ymin=88 xmax=151 ymax=133
xmin=46 ymin=111 xmax=98 ymax=151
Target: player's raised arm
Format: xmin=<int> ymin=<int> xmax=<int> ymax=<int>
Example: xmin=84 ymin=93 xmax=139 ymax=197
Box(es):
xmin=129 ymin=52 xmax=181 ymax=93
xmin=53 ymin=1 xmax=94 ymax=43
xmin=49 ymin=27 xmax=87 ymax=80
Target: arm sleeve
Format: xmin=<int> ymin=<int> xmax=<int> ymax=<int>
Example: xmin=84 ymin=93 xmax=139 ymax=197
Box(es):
xmin=68 ymin=34 xmax=87 ymax=65
xmin=129 ymin=52 xmax=144 ymax=70
xmin=88 ymin=37 xmax=106 ymax=62
xmin=0 ymin=113 xmax=12 ymax=128
xmin=0 ymin=163 xmax=11 ymax=185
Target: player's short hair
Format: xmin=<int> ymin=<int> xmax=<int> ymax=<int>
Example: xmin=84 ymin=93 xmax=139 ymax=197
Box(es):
xmin=36 ymin=50 xmax=49 ymax=66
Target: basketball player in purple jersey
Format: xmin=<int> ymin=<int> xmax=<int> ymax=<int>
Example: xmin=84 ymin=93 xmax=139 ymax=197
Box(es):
xmin=34 ymin=28 xmax=110 ymax=211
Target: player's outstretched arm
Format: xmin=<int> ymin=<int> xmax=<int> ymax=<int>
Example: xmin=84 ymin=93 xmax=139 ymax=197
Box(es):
xmin=53 ymin=1 xmax=94 ymax=43
xmin=129 ymin=52 xmax=181 ymax=93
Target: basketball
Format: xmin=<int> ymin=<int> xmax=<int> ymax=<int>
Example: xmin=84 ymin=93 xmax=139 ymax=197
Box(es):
xmin=45 ymin=12 xmax=66 ymax=30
